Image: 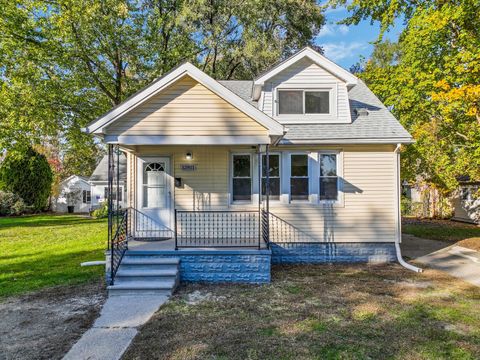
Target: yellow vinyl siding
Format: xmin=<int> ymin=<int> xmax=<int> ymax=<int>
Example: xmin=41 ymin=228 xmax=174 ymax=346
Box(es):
xmin=125 ymin=144 xmax=397 ymax=243
xmin=106 ymin=76 xmax=268 ymax=136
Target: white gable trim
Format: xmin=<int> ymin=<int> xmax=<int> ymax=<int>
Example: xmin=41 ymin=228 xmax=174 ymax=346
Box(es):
xmin=61 ymin=175 xmax=90 ymax=186
xmin=83 ymin=63 xmax=285 ymax=137
xmin=252 ymin=47 xmax=358 ymax=100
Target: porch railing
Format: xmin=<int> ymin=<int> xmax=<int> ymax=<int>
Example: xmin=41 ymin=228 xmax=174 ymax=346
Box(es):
xmin=175 ymin=210 xmax=264 ymax=249
xmin=110 ymin=209 xmax=128 ymax=285
xmin=268 ymin=212 xmax=317 ymax=243
xmin=129 ymin=207 xmax=174 ymax=240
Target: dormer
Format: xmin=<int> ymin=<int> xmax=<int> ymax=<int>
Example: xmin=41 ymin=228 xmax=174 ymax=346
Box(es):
xmin=253 ymin=47 xmax=358 ymax=124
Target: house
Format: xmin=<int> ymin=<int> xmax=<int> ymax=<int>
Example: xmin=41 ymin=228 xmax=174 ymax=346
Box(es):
xmin=83 ymin=47 xmax=420 ymax=295
xmin=451 ymin=177 xmax=480 ymax=224
xmin=89 ymin=154 xmax=127 ymax=211
xmin=53 ymin=175 xmax=91 ymax=213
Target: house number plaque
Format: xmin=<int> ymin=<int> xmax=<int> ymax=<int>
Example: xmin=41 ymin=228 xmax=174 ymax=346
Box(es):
xmin=180 ymin=164 xmax=197 ymax=171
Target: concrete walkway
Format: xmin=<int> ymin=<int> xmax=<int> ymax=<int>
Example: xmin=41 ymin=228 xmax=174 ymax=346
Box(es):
xmin=63 ymin=295 xmax=167 ymax=360
xmin=401 ymin=234 xmax=480 ymax=287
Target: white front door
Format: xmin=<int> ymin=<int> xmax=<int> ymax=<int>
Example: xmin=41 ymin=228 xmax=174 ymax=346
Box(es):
xmin=137 ymin=157 xmax=173 ymax=230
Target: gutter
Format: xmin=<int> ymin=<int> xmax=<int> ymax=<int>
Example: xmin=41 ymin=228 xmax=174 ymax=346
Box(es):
xmin=394 ymin=143 xmax=422 ymax=273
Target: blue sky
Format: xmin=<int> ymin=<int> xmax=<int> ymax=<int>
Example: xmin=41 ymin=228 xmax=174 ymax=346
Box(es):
xmin=316 ymin=4 xmax=405 ymax=70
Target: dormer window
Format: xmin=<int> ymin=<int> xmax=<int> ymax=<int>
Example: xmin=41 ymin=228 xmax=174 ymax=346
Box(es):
xmin=276 ymin=88 xmax=334 ymax=118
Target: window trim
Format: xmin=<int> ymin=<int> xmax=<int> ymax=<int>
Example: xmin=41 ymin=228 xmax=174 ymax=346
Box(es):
xmin=289 ymin=152 xmax=310 ymax=203
xmin=104 ymin=186 xmax=124 ymax=203
xmin=274 ymin=84 xmax=337 ymax=122
xmin=261 ymin=153 xmax=281 ymax=202
xmin=318 ymin=150 xmax=343 ymax=205
xmin=230 ymin=152 xmax=253 ymax=204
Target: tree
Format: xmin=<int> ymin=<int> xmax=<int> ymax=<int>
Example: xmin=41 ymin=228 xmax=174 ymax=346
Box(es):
xmin=338 ymin=1 xmax=480 ymax=199
xmin=0 ymin=1 xmax=325 ymax=180
xmin=0 ymin=147 xmax=53 ymax=211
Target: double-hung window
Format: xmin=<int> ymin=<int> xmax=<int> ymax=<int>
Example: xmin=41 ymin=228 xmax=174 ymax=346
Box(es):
xmin=319 ymin=153 xmax=339 ymax=201
xmin=82 ymin=190 xmax=91 ymax=204
xmin=232 ymin=154 xmax=252 ymax=202
xmin=278 ymin=90 xmax=330 ymax=115
xmin=105 ymin=186 xmax=123 ymax=202
xmin=290 ymin=154 xmax=309 ymax=201
xmin=262 ymin=154 xmax=280 ymax=200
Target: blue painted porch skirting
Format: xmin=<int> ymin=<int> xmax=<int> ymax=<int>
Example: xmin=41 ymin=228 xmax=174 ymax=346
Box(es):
xmin=270 ymin=242 xmax=397 ymax=264
xmin=128 ymin=243 xmax=396 ymax=284
xmin=147 ymin=249 xmax=272 ymax=284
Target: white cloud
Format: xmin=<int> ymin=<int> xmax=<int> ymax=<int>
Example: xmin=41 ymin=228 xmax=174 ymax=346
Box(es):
xmin=322 ymin=41 xmax=368 ymax=62
xmin=317 ymin=24 xmax=350 ymax=38
xmin=338 ymin=24 xmax=349 ymax=35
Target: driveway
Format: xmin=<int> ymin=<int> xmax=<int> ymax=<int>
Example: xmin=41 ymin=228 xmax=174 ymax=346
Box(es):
xmin=401 ymin=234 xmax=480 ymax=287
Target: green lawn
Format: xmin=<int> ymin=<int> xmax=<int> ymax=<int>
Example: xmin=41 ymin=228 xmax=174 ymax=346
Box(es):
xmin=402 ymin=218 xmax=480 ymax=251
xmin=0 ymin=214 xmax=107 ymax=298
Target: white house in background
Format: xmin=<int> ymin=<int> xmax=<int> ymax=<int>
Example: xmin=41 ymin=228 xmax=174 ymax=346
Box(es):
xmin=89 ymin=154 xmax=127 ymax=210
xmin=53 ymin=175 xmax=91 ymax=213
xmin=452 ymin=177 xmax=480 ymax=224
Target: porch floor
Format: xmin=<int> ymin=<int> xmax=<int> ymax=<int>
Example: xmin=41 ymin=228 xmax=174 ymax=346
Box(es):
xmin=128 ymin=238 xmax=268 ymax=251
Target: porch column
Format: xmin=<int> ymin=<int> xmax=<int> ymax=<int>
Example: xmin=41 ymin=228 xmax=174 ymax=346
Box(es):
xmin=107 ymin=144 xmax=113 ymax=250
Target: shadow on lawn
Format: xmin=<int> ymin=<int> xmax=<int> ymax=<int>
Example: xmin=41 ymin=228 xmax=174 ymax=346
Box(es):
xmin=0 ymin=214 xmax=106 ymax=229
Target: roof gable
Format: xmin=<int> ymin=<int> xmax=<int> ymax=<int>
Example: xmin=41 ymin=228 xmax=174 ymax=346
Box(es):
xmin=252 ymin=47 xmax=358 ymax=99
xmin=84 ymin=63 xmax=284 ymax=137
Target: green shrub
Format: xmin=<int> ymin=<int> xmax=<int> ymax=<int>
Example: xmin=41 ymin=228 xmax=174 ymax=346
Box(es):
xmin=0 ymin=191 xmax=27 ymax=216
xmin=0 ymin=147 xmax=53 ymax=212
xmin=92 ymin=202 xmax=108 ymax=218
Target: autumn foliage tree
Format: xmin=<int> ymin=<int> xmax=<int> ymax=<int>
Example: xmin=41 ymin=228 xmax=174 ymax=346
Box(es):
xmin=340 ymin=0 xmax=480 ymax=203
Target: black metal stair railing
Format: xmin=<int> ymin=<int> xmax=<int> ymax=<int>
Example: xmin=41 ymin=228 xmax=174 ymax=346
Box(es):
xmin=268 ymin=212 xmax=317 ymax=243
xmin=175 ymin=210 xmax=261 ymax=249
xmin=110 ymin=209 xmax=128 ymax=285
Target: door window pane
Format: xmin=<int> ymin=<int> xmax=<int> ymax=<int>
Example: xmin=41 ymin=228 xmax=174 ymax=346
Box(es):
xmin=262 ymin=154 xmax=280 ymax=200
xmin=290 ymin=154 xmax=309 ymax=201
xmin=278 ymin=90 xmax=303 ymax=114
xmin=319 ymin=154 xmax=338 ymax=201
xmin=143 ymin=162 xmax=166 ymax=208
xmin=232 ymin=155 xmax=251 ymax=201
xmin=305 ymin=91 xmax=329 ymax=114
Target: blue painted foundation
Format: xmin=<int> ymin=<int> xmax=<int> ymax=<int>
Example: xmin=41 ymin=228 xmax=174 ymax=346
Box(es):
xmin=270 ymin=242 xmax=396 ymax=264
xmin=145 ymin=249 xmax=271 ymax=284
xmin=127 ymin=243 xmax=396 ymax=284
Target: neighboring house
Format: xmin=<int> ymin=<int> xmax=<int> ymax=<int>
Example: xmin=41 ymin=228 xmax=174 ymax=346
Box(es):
xmin=452 ymin=177 xmax=480 ymax=224
xmin=53 ymin=175 xmax=91 ymax=213
xmin=83 ymin=47 xmax=418 ymax=294
xmin=89 ymin=154 xmax=127 ymax=210
xmin=402 ymin=181 xmax=422 ymax=203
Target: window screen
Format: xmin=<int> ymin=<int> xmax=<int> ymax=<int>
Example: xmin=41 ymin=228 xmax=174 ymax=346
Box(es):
xmin=290 ymin=154 xmax=309 ymax=201
xmin=319 ymin=154 xmax=338 ymax=201
xmin=232 ymin=155 xmax=251 ymax=201
xmin=262 ymin=154 xmax=280 ymax=200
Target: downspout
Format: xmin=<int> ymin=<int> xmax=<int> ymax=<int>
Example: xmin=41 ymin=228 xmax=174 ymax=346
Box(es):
xmin=394 ymin=143 xmax=423 ymax=272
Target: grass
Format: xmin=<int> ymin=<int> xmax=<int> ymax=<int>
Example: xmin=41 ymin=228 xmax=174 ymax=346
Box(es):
xmin=0 ymin=214 xmax=106 ymax=298
xmin=402 ymin=218 xmax=480 ymax=251
xmin=124 ymin=264 xmax=480 ymax=360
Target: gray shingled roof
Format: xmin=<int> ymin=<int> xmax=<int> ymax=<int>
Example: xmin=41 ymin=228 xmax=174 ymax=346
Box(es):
xmin=90 ymin=154 xmax=127 ymax=182
xmin=218 ymin=80 xmax=257 ymax=106
xmin=218 ymin=79 xmax=412 ymax=144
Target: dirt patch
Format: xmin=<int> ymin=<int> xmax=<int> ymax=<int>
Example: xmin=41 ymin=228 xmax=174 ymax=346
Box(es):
xmin=0 ymin=280 xmax=107 ymax=360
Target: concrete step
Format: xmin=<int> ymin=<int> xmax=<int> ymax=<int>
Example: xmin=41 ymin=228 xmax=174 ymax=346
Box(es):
xmin=115 ymin=268 xmax=178 ymax=282
xmin=120 ymin=257 xmax=179 ymax=270
xmin=108 ymin=280 xmax=176 ymax=296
